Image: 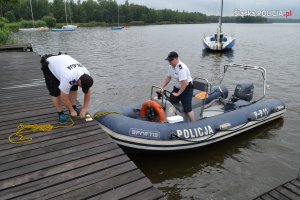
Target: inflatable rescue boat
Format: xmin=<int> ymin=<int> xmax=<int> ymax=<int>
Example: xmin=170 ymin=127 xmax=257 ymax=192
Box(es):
xmin=95 ymin=64 xmax=286 ymax=151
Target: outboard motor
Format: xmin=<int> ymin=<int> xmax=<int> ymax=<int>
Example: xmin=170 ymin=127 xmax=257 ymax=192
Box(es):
xmin=225 ymin=80 xmax=254 ymax=112
xmin=232 ymin=80 xmax=254 ymax=102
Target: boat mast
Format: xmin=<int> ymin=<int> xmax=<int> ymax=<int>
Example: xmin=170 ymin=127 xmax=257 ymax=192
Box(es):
xmin=64 ymin=0 xmax=68 ymax=25
xmin=117 ymin=4 xmax=120 ymax=26
xmin=216 ymin=0 xmax=223 ymax=43
xmin=68 ymin=0 xmax=73 ymax=24
xmin=29 ymin=0 xmax=35 ymax=28
xmin=218 ymin=0 xmax=223 ymax=34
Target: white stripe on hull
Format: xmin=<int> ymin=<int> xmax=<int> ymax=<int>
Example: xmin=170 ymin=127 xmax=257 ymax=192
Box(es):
xmin=99 ymin=110 xmax=285 ymax=151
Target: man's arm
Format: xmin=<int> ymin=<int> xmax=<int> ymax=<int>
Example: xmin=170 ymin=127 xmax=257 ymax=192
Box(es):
xmin=172 ymin=79 xmax=188 ymax=96
xmin=161 ymin=76 xmax=171 ymax=90
xmin=61 ymin=91 xmax=77 ymax=117
xmin=80 ymin=88 xmax=91 ymax=118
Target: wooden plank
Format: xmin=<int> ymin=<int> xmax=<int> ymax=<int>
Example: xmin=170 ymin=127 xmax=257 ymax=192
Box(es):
xmin=0 ymin=90 xmax=49 ymax=103
xmin=0 ymin=105 xmax=80 ymax=128
xmin=0 ymin=86 xmax=45 ymax=94
xmin=0 ymin=114 xmax=59 ymax=132
xmin=268 ymin=190 xmax=289 ymax=200
xmin=0 ymin=125 xmax=104 ymax=155
xmin=88 ymin=178 xmax=154 ymax=200
xmin=1 ymin=157 xmax=132 ymax=200
xmin=0 ymin=95 xmax=46 ymax=106
xmin=0 ymin=93 xmax=48 ymax=103
xmin=292 ymin=179 xmax=300 ymax=188
xmin=0 ymin=103 xmax=82 ymax=124
xmin=0 ymin=116 xmax=96 ymax=142
xmin=0 ymin=99 xmax=52 ymax=112
xmin=258 ymin=194 xmax=273 ymax=200
xmin=0 ymin=129 xmax=105 ymax=164
xmin=0 ymin=148 xmax=125 ymax=190
xmin=50 ymin=170 xmax=148 ymax=200
xmin=0 ymin=102 xmax=55 ymax=116
xmin=0 ymin=119 xmax=99 ymax=146
xmin=284 ymin=182 xmax=300 ymax=195
xmin=0 ymin=92 xmax=48 ymax=104
xmin=0 ymin=43 xmax=33 ymax=52
xmin=0 ymin=112 xmax=56 ymax=130
xmin=0 ymin=116 xmax=96 ymax=137
xmin=0 ymin=136 xmax=111 ymax=172
xmin=276 ymin=187 xmax=300 ymax=200
xmin=0 ymin=107 xmax=57 ymax=123
xmin=34 ymin=163 xmax=138 ymax=200
xmin=0 ymin=89 xmax=48 ymax=100
xmin=0 ymin=140 xmax=119 ymax=182
xmin=0 ymin=87 xmax=47 ymax=98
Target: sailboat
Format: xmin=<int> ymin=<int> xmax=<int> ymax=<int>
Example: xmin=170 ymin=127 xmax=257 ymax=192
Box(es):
xmin=52 ymin=0 xmax=77 ymax=32
xmin=203 ymin=0 xmax=235 ymax=51
xmin=19 ymin=0 xmax=49 ymax=31
xmin=111 ymin=4 xmax=123 ymax=30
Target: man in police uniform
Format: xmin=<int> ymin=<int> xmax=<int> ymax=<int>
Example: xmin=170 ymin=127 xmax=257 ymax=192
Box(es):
xmin=41 ymin=53 xmax=94 ymax=124
xmin=160 ymin=51 xmax=195 ymax=121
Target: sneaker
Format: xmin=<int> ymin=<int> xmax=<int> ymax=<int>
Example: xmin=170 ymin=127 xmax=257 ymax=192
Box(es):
xmin=58 ymin=113 xmax=67 ymax=124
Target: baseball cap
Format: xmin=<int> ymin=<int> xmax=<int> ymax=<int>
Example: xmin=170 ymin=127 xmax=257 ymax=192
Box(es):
xmin=165 ymin=51 xmax=179 ymax=61
xmin=80 ymin=74 xmax=93 ymax=93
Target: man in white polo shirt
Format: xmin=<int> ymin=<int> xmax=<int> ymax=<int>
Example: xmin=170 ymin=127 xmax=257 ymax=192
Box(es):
xmin=160 ymin=51 xmax=195 ymax=121
xmin=41 ymin=53 xmax=93 ymax=124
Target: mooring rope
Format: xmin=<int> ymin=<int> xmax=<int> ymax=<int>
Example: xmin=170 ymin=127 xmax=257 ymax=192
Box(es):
xmin=8 ymin=111 xmax=119 ymax=144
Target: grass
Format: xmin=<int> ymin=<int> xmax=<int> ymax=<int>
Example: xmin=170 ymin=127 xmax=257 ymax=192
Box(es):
xmin=0 ymin=28 xmax=14 ymax=45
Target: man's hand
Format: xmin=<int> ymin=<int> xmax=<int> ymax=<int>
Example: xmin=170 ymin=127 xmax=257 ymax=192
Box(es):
xmin=172 ymin=92 xmax=179 ymax=97
xmin=159 ymin=87 xmax=164 ymax=93
xmin=70 ymin=110 xmax=77 ymax=117
xmin=80 ymin=107 xmax=87 ymax=118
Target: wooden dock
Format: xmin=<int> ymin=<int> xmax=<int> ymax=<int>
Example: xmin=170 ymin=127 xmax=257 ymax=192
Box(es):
xmin=0 ymin=43 xmax=33 ymax=52
xmin=253 ymin=172 xmax=300 ymax=200
xmin=0 ymin=50 xmax=164 ymax=199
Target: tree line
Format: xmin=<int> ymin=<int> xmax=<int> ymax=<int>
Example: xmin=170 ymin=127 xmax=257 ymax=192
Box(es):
xmin=0 ymin=0 xmax=267 ymax=26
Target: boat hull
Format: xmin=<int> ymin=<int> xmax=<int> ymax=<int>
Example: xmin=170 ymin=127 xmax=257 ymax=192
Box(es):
xmin=52 ymin=28 xmax=75 ymax=32
xmin=112 ymin=26 xmax=124 ymax=30
xmin=62 ymin=25 xmax=77 ymax=30
xmin=203 ymin=35 xmax=235 ymax=51
xmin=96 ymin=99 xmax=285 ymax=151
xmin=19 ymin=27 xmax=49 ymax=31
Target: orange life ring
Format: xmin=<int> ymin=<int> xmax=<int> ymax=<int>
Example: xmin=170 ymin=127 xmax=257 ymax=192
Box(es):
xmin=140 ymin=100 xmax=166 ymax=122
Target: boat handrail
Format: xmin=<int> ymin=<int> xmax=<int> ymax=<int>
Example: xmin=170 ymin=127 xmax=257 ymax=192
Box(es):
xmin=193 ymin=77 xmax=211 ymax=92
xmin=150 ymin=85 xmax=174 ymax=111
xmin=221 ymin=63 xmax=266 ymax=101
xmin=193 ymin=77 xmax=210 ymax=118
xmin=150 ymin=85 xmax=163 ymax=100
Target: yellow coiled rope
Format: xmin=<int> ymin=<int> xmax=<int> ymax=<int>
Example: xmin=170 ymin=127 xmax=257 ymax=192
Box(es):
xmin=8 ymin=111 xmax=119 ymax=144
xmin=92 ymin=111 xmax=119 ymax=118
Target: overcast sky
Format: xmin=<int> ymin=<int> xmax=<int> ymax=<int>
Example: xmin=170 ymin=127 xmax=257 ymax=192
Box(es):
xmin=116 ymin=0 xmax=300 ymax=18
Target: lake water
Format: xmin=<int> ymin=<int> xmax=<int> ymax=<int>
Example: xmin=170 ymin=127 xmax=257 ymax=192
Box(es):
xmin=15 ymin=23 xmax=300 ymax=199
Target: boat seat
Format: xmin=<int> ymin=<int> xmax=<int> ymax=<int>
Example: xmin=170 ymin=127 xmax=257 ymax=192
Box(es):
xmin=193 ymin=79 xmax=209 ymax=93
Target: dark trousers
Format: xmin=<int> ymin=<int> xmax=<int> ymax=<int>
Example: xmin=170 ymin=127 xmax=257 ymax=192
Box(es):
xmin=171 ymin=82 xmax=193 ymax=113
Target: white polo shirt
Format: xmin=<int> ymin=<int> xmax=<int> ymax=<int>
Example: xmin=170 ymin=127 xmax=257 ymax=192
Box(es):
xmin=167 ymin=60 xmax=193 ymax=89
xmin=47 ymin=55 xmax=90 ymax=94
